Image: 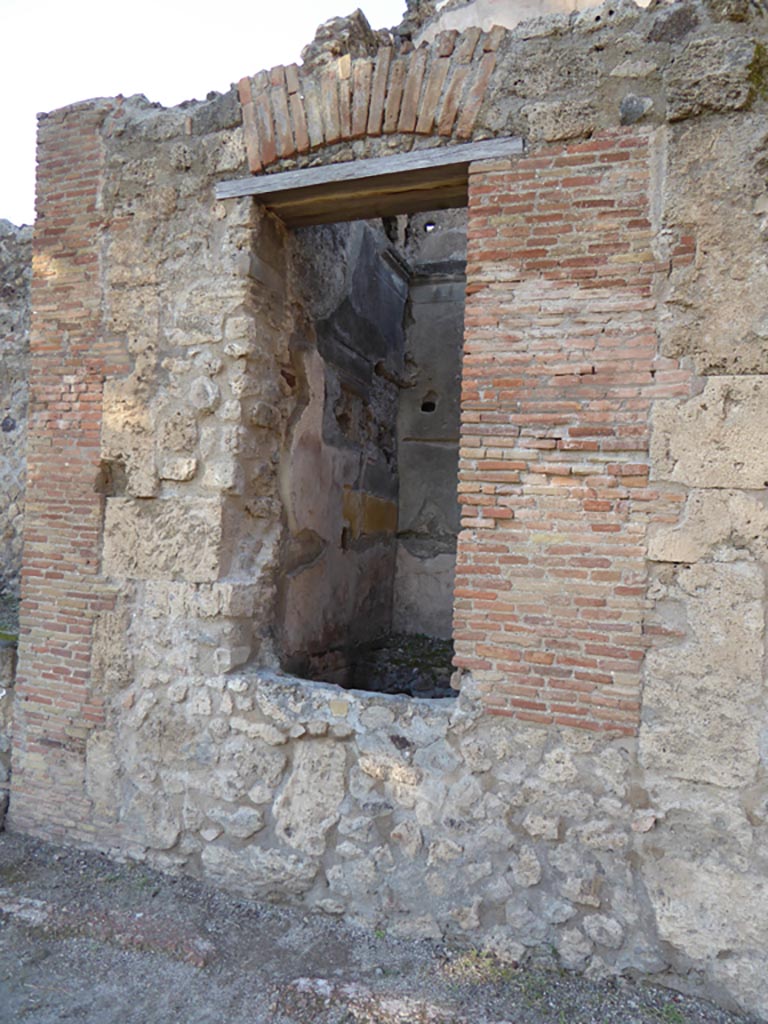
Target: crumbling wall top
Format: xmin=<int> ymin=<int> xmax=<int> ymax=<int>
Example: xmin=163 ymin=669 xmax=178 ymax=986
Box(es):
xmin=300 ymin=8 xmax=393 ymax=71
xmin=233 ymin=0 xmax=768 ymax=179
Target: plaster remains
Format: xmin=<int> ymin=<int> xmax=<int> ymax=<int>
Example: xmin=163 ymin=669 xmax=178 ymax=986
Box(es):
xmin=1 ymin=0 xmax=768 ymax=1019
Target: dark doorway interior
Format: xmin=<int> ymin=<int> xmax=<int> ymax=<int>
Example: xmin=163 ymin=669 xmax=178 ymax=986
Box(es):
xmin=277 ymin=209 xmax=466 ymax=698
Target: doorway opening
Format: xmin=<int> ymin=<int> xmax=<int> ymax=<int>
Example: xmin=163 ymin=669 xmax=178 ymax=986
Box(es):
xmin=276 ymin=208 xmax=467 ymax=698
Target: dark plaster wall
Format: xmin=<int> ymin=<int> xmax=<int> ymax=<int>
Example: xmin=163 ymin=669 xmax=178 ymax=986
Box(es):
xmin=394 ymin=211 xmax=466 ymax=638
xmin=278 ymin=221 xmax=408 ymax=681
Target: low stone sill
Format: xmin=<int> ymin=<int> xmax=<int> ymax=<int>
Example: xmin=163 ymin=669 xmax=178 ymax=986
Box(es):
xmin=228 ymin=667 xmax=478 ymax=740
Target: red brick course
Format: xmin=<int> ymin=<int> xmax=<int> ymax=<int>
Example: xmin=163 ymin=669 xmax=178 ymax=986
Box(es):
xmin=456 ymin=129 xmax=693 ymax=735
xmin=9 ymin=102 xmax=125 ymax=841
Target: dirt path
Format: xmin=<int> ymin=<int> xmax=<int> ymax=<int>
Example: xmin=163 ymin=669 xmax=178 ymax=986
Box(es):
xmin=0 ymin=831 xmax=757 ymax=1024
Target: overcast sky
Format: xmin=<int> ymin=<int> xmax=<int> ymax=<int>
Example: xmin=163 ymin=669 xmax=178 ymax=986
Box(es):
xmin=0 ymin=0 xmax=406 ymax=226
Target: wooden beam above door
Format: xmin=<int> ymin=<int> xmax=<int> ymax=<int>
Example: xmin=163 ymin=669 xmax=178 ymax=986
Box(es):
xmin=215 ymin=137 xmax=525 ymax=227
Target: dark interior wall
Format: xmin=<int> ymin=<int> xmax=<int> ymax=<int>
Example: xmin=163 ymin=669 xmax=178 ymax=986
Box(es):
xmin=394 ymin=211 xmax=466 ymax=639
xmin=276 ymin=211 xmax=466 ymax=676
xmin=278 ymin=220 xmax=408 ymax=681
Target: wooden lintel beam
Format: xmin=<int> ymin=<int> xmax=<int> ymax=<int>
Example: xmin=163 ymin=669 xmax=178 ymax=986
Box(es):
xmin=214 ymin=137 xmax=525 ymax=227
xmin=273 ymin=184 xmax=469 ymax=228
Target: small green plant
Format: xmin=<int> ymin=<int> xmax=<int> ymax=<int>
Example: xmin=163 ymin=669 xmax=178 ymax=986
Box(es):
xmin=658 ymin=1002 xmax=687 ymax=1024
xmin=95 ymin=872 xmax=121 ymax=885
xmin=517 ymin=969 xmax=549 ymax=1006
xmin=373 ymin=928 xmax=386 ymax=940
xmin=129 ymin=869 xmax=155 ymax=890
xmin=443 ymin=948 xmax=517 ymax=984
xmin=748 ymin=42 xmax=768 ymax=103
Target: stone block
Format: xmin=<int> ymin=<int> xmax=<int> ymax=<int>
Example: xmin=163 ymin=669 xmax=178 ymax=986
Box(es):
xmin=202 ymin=843 xmax=318 ymax=898
xmin=85 ymin=731 xmax=120 ymax=821
xmin=710 ymin=953 xmax=768 ymax=1022
xmin=556 ymin=927 xmax=593 ymax=968
xmin=123 ymin=792 xmax=180 ymax=851
xmin=189 ymin=377 xmax=220 ymax=413
xmin=651 ymin=377 xmax=768 ymax=489
xmin=642 ymin=855 xmax=768 ymax=961
xmin=661 ymin=116 xmax=768 ymax=374
xmin=274 ymin=741 xmax=347 ymax=855
xmin=619 ymin=94 xmax=654 ymax=125
xmin=101 ymin=380 xmax=158 ymax=497
xmin=512 ymin=846 xmax=542 ymax=887
xmin=158 ymin=455 xmax=197 ymax=481
xmin=649 ymin=489 xmax=768 ymax=564
xmin=582 ymin=914 xmax=624 ymax=949
xmin=522 ymin=99 xmax=596 ymax=142
xmin=665 ymin=38 xmax=756 ymax=121
xmin=102 ymin=497 xmax=223 ymax=582
xmin=640 ymin=560 xmax=764 ymax=787
xmin=211 ymin=805 xmax=265 ymax=839
xmin=0 ymin=643 xmax=16 ymax=688
xmin=158 ymin=409 xmax=198 ymax=453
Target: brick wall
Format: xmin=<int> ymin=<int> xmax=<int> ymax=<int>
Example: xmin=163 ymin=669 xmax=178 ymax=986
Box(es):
xmin=456 ymin=128 xmax=694 ymax=735
xmin=9 ymin=101 xmax=127 ymax=841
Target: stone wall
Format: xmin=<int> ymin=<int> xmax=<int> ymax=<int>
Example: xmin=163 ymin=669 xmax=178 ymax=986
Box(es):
xmin=6 ymin=1 xmax=768 ymax=1020
xmin=0 ymin=220 xmax=31 ymax=600
xmin=411 ymin=0 xmax=639 ymax=43
xmin=8 ymin=90 xmax=275 ymax=844
xmin=0 ymin=642 xmax=15 ymax=827
xmin=0 ymin=219 xmax=31 ymax=829
xmin=637 ymin=98 xmax=768 ymax=1022
xmin=101 ymin=667 xmax=660 ymax=971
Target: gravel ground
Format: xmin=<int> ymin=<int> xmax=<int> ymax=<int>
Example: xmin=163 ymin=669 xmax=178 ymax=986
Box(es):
xmin=0 ymin=831 xmax=759 ymax=1024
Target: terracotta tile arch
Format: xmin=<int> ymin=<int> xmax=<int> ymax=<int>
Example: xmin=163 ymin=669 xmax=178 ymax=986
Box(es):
xmin=238 ymin=25 xmax=505 ymax=173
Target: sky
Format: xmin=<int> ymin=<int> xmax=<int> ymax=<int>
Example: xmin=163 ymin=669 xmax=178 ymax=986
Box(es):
xmin=0 ymin=0 xmax=407 ymax=226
